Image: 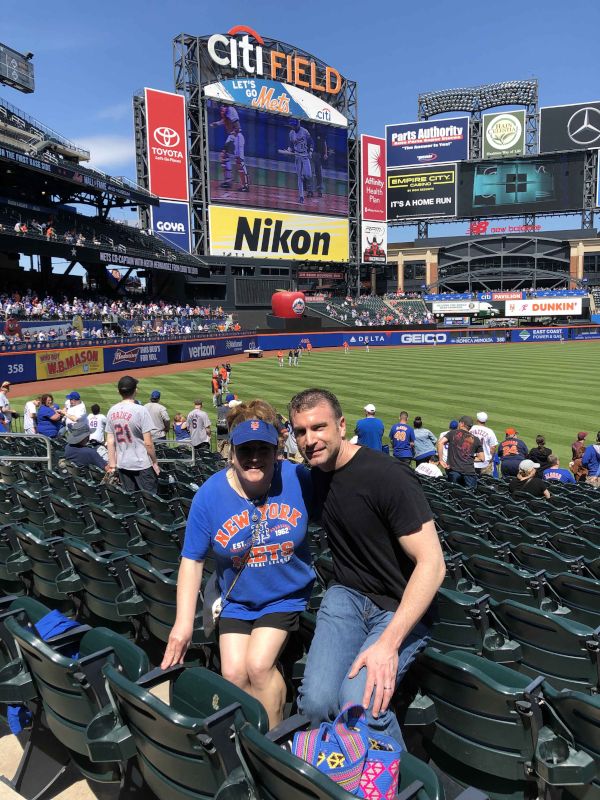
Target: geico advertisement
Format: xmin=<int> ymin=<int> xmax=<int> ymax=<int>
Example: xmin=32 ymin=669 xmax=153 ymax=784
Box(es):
xmin=36 ymin=347 xmax=104 ymax=379
xmin=505 ymin=298 xmax=583 ymax=317
xmin=208 ymin=206 xmax=349 ymax=261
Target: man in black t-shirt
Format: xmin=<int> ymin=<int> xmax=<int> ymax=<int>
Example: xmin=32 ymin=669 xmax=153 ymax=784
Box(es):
xmin=437 ymin=415 xmax=483 ymax=488
xmin=290 ymin=388 xmax=445 ymax=748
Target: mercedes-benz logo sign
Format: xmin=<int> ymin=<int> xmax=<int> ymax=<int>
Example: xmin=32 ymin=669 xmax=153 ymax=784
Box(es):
xmin=153 ymin=127 xmax=180 ymax=148
xmin=567 ymin=107 xmax=600 ymax=146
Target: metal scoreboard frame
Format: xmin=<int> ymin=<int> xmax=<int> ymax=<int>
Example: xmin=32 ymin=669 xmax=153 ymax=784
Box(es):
xmin=168 ymin=29 xmax=359 ymax=290
xmin=0 ymin=43 xmax=34 ymax=94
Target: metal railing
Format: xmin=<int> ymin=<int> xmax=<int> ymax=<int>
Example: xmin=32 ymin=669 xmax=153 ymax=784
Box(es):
xmin=0 ymin=433 xmax=53 ymax=470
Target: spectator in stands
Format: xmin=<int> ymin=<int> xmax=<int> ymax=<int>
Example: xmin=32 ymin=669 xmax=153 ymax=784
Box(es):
xmin=470 ymin=411 xmax=498 ymax=478
xmin=543 ymin=455 xmax=576 ymax=484
xmin=438 ymin=419 xmax=458 ymax=464
xmin=497 ymin=427 xmax=529 ymax=478
xmin=437 ymin=416 xmax=484 ymax=488
xmin=144 ymin=390 xmax=170 ymax=441
xmin=415 ymin=454 xmax=443 ymax=478
xmin=173 ymin=413 xmax=190 ymax=441
xmin=62 ymin=391 xmax=86 ymax=428
xmin=413 ymin=417 xmax=437 ymax=466
xmin=582 ymin=432 xmax=600 ymax=488
xmin=355 ymin=403 xmax=384 ymax=451
xmin=64 ymin=419 xmax=108 ymax=470
xmin=0 ymin=381 xmax=15 ymax=428
xmin=572 ymin=431 xmax=588 ymax=460
xmin=389 ymin=411 xmax=415 ymax=463
xmin=37 ymin=394 xmax=63 ymax=439
xmin=106 ymin=375 xmax=159 ymax=493
xmin=289 ymin=388 xmax=444 ymax=748
xmin=187 ymin=400 xmax=211 ymax=454
xmin=509 ymin=459 xmax=551 ymax=499
xmin=527 ymin=435 xmax=552 ymax=477
xmin=23 ymin=396 xmax=41 ymax=435
xmin=216 ymin=395 xmax=241 ymax=457
xmin=162 ymin=402 xmax=315 ymax=728
xmin=88 ymin=404 xmax=107 ymax=445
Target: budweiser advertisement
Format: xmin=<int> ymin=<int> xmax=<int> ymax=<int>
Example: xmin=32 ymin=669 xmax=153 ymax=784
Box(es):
xmin=504 ymin=298 xmax=583 ymax=317
xmin=144 ymin=88 xmax=189 ymax=201
xmin=361 ymin=135 xmax=386 ymax=221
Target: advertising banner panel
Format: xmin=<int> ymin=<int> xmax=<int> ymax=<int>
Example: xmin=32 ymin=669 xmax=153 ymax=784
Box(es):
xmin=36 ymin=347 xmax=104 ymax=380
xmin=482 ymin=110 xmax=526 ymax=159
xmin=386 ymin=118 xmax=469 ymax=168
xmin=510 ymin=328 xmax=569 ymax=342
xmin=539 ymin=102 xmax=600 ymax=153
xmin=571 ymin=327 xmax=600 ymax=340
xmin=361 ymin=135 xmax=386 ymax=221
xmin=179 ymin=336 xmax=256 ymax=362
xmin=144 ymin=88 xmax=189 ymax=201
xmin=0 ymin=353 xmax=37 ymax=384
xmin=457 ymin=153 xmax=585 ymax=218
xmin=104 ymin=344 xmax=167 ymax=372
xmin=432 ymin=300 xmax=480 ymax=314
xmin=361 ymin=221 xmax=387 ymax=263
xmin=206 ymin=99 xmax=348 ymax=216
xmin=204 ymin=80 xmax=347 ymax=126
xmin=208 ymin=206 xmax=349 ymax=262
xmin=505 ymin=298 xmax=582 ymax=317
xmin=478 ymin=291 xmax=525 ymax=301
xmin=150 ymin=200 xmax=191 ymax=253
xmin=387 ymin=165 xmax=457 ymax=221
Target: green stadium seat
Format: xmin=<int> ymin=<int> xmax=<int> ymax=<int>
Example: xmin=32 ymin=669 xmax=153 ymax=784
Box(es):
xmin=491 ymin=599 xmax=600 ymax=693
xmin=139 ymin=491 xmax=186 ymax=525
xmin=436 ymin=513 xmax=484 ymax=537
xmin=0 ymin=524 xmax=31 ymax=595
xmin=13 ymin=486 xmax=60 ymax=530
xmin=576 ymin=523 xmax=600 ymax=545
xmin=545 ymin=572 xmax=600 ymax=629
xmin=71 ymin=474 xmax=105 ymax=503
xmin=314 ymin=550 xmax=334 ymax=588
xmin=406 ymin=648 xmax=594 ymax=797
xmin=461 ymin=554 xmax=548 ymax=608
xmin=86 ymin=663 xmax=269 ymax=800
xmin=550 ymin=531 xmax=600 ymax=562
xmin=491 ymin=521 xmax=547 ymax=547
xmin=469 ymin=507 xmax=509 ymax=529
xmin=48 ymin=495 xmax=102 ymax=539
xmin=443 ymin=530 xmax=509 ymax=561
xmin=521 ymin=515 xmax=566 ymax=538
xmin=510 ymin=542 xmax=584 ymax=576
xmin=99 ymin=482 xmax=146 ymax=514
xmin=16 ymin=529 xmax=77 ymax=608
xmin=132 ymin=515 xmax=184 ymax=570
xmin=84 ymin=503 xmax=140 ymax=551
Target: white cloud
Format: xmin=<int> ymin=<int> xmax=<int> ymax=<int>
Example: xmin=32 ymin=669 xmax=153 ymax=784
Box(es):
xmin=95 ymin=103 xmax=131 ymax=121
xmin=75 ymin=134 xmax=135 ymax=172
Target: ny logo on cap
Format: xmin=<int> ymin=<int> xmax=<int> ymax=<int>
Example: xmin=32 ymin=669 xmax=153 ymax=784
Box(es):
xmin=250 ymin=420 xmax=260 ymax=430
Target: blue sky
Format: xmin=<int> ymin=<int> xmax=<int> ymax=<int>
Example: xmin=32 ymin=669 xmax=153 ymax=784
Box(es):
xmin=3 ymin=0 xmax=600 ymax=234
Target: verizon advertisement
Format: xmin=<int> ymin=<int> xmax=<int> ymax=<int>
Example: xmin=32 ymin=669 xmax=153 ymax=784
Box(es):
xmin=505 ymin=298 xmax=583 ymax=317
xmin=145 ymin=88 xmax=189 ymax=201
xmin=361 ymin=221 xmax=387 ymax=263
xmin=361 ymin=135 xmax=386 ymax=221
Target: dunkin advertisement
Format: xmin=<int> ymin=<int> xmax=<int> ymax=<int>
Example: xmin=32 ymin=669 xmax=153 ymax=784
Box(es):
xmin=144 ymin=88 xmax=189 ymax=201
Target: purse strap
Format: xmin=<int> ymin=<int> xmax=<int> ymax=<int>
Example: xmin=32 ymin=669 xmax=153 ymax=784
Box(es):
xmin=221 ymin=491 xmax=268 ymax=606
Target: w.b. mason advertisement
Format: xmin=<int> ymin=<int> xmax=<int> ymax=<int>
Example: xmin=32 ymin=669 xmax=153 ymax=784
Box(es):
xmin=208 ymin=205 xmax=349 ymax=261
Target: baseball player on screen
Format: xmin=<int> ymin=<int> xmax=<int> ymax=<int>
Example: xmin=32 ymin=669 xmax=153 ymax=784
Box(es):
xmin=283 ymin=119 xmax=314 ymax=204
xmin=210 ymin=104 xmax=249 ymax=192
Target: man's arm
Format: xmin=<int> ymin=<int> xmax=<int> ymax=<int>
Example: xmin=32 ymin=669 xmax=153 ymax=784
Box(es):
xmin=437 ymin=435 xmax=448 ymax=469
xmin=348 ymin=520 xmax=445 ymax=718
xmin=143 ymin=431 xmax=160 ymax=474
xmin=106 ymin=432 xmax=117 ymax=471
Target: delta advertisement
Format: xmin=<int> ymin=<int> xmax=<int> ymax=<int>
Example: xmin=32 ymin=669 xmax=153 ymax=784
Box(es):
xmin=144 ymin=88 xmax=189 ymax=202
xmin=387 ymin=165 xmax=457 ymax=221
xmin=539 ymin=101 xmax=600 ymax=154
xmin=385 ymin=118 xmax=469 ymax=168
xmin=203 ymin=79 xmax=347 ymax=126
xmin=361 ymin=221 xmax=387 ymax=263
xmin=208 ymin=205 xmax=349 ymax=262
xmin=504 ymin=298 xmax=583 ymax=317
xmin=457 ymin=153 xmax=585 ymax=218
xmin=150 ymin=200 xmax=191 ymax=252
xmin=104 ymin=344 xmax=168 ymax=372
xmin=361 ymin=135 xmax=386 ymax=221
xmin=206 ymin=99 xmax=348 ymax=216
xmin=482 ymin=111 xmax=526 ymax=159
xmin=35 ymin=347 xmax=105 ymax=380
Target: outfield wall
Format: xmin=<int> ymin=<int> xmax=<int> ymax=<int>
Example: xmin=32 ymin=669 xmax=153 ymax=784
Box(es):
xmin=2 ymin=326 xmax=599 ymax=385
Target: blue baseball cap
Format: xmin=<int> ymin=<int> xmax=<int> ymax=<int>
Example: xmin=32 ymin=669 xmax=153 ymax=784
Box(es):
xmin=230 ymin=420 xmax=278 ymax=447
xmin=66 ymin=391 xmax=81 ymax=401
xmin=449 ymin=420 xmax=458 ymax=429
xmin=150 ymin=390 xmax=161 ymax=400
xmin=225 ymin=393 xmax=235 ymax=402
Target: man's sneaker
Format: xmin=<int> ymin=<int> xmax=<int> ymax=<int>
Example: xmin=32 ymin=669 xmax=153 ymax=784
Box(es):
xmin=220 ymin=181 xmax=232 ymax=188
xmin=238 ymin=185 xmax=249 ymax=192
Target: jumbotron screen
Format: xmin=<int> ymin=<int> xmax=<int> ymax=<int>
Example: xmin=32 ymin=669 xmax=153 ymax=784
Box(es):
xmin=206 ymin=99 xmax=348 ymax=216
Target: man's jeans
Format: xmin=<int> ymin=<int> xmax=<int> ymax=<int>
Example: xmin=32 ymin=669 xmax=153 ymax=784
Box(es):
xmin=297 ymin=585 xmax=430 ymax=748
xmin=446 ymin=469 xmax=478 ymax=489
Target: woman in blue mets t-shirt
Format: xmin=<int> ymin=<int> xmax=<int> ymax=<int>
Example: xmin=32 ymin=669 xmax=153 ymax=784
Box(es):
xmin=161 ymin=406 xmax=314 ymax=727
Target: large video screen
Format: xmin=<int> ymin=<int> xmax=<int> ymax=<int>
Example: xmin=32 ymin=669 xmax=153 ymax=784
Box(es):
xmin=457 ymin=153 xmax=585 ymax=217
xmin=206 ymin=99 xmax=348 ymax=216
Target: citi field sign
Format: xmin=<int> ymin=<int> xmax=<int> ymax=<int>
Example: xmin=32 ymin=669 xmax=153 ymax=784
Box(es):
xmin=206 ymin=25 xmax=343 ymax=96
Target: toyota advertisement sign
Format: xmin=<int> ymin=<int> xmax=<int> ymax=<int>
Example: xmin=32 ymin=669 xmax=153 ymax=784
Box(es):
xmin=144 ymin=88 xmax=189 ymax=201
xmin=385 ymin=117 xmax=469 ymax=168
xmin=539 ymin=101 xmax=600 ymax=154
xmin=150 ymin=200 xmax=191 ymax=252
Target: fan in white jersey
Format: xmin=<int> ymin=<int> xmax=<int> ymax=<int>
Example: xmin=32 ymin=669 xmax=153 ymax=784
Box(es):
xmin=470 ymin=411 xmax=498 ymax=477
xmin=62 ymin=391 xmax=87 ymax=428
xmin=106 ymin=375 xmax=159 ymax=493
xmin=415 ymin=455 xmax=443 ymax=478
xmin=23 ymin=397 xmax=41 ymax=434
xmin=186 ymin=399 xmax=211 ymax=453
xmin=285 ymin=120 xmax=314 ymax=203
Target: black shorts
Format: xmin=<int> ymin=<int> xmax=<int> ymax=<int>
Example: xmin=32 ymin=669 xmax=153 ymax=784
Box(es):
xmin=219 ymin=611 xmax=300 ymax=636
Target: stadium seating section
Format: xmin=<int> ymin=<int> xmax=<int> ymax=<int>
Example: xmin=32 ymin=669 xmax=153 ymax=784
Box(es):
xmin=308 ymin=296 xmax=429 ymax=327
xmin=1 ymin=437 xmax=600 ymax=799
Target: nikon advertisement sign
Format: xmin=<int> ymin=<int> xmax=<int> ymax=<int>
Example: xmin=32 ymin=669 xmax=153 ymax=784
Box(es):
xmin=387 ymin=164 xmax=457 ymax=220
xmin=208 ymin=205 xmax=349 ymax=261
xmin=482 ymin=110 xmax=526 ymax=159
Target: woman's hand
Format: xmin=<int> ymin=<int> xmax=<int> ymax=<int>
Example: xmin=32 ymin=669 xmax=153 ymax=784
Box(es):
xmin=161 ymin=622 xmax=193 ymax=669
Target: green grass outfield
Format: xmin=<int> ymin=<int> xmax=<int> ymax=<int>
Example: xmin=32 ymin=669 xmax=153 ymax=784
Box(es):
xmin=20 ymin=341 xmax=599 ymax=465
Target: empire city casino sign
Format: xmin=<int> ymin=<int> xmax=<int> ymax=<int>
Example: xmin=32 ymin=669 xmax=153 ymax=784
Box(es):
xmin=207 ymin=25 xmax=343 ymax=96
